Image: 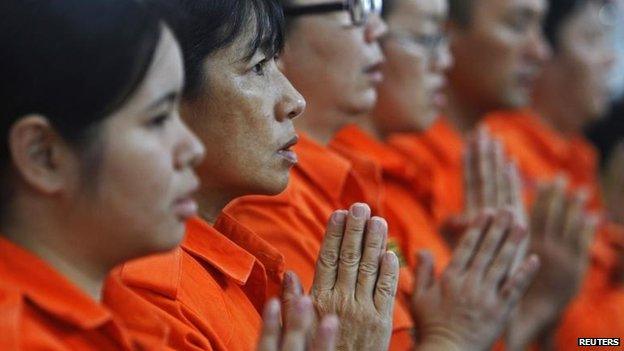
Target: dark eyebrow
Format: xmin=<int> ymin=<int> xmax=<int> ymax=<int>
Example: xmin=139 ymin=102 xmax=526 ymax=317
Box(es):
xmin=146 ymin=91 xmax=177 ymax=112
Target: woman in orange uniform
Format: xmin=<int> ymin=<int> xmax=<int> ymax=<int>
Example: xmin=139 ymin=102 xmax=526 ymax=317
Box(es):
xmin=0 ymin=1 xmax=205 ymax=349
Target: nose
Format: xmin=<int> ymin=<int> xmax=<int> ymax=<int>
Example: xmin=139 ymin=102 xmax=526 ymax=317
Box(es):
xmin=276 ymin=74 xmax=306 ymax=121
xmin=175 ymin=113 xmax=205 ymax=170
xmin=527 ymin=28 xmax=552 ymax=63
xmin=432 ymin=40 xmax=453 ymax=72
xmin=365 ymin=13 xmax=388 ymax=43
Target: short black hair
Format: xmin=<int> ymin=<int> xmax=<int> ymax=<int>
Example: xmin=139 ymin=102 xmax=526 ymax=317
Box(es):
xmin=382 ymin=0 xmax=398 ymax=18
xmin=151 ymin=0 xmax=285 ymax=99
xmin=0 ymin=0 xmax=162 ymax=218
xmin=0 ymin=0 xmax=161 ymax=146
xmin=543 ymin=0 xmax=605 ymax=50
xmin=449 ymin=0 xmax=476 ymax=26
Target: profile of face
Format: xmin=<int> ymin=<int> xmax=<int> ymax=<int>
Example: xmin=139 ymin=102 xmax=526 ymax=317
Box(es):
xmin=448 ymin=0 xmax=551 ymax=111
xmin=182 ymin=22 xmax=306 ymax=198
xmin=374 ymin=0 xmax=452 ymax=134
xmin=65 ymin=28 xmax=205 ymax=261
xmin=545 ymin=1 xmax=615 ymax=125
xmin=279 ymin=0 xmax=387 ymax=120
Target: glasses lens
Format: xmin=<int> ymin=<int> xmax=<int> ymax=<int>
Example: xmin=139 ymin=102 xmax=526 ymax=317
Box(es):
xmin=351 ymin=0 xmax=366 ymax=25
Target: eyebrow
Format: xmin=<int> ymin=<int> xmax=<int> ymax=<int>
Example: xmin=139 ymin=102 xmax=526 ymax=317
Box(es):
xmin=146 ymin=91 xmax=177 ymax=112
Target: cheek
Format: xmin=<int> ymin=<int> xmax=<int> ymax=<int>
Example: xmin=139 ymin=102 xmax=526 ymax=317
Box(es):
xmin=93 ymin=140 xmax=175 ymax=234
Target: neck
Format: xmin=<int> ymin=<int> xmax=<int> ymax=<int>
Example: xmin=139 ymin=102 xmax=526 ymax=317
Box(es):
xmin=195 ymin=189 xmax=235 ymax=225
xmin=355 ymin=115 xmax=386 ymax=141
xmin=445 ymin=85 xmax=486 ymax=136
xmin=295 ymin=104 xmax=364 ymax=146
xmin=2 ymin=208 xmax=109 ymax=301
xmin=532 ymin=82 xmax=580 ymax=138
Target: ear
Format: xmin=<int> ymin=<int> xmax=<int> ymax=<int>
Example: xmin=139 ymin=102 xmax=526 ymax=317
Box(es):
xmin=8 ymin=115 xmax=74 ymax=195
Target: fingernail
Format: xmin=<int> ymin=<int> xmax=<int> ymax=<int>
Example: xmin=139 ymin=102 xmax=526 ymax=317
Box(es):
xmin=321 ymin=315 xmax=339 ymax=332
xmin=284 ymin=271 xmax=293 ymax=289
xmin=386 ymin=251 xmax=398 ymax=267
xmin=267 ymin=298 xmax=280 ymax=318
xmin=351 ymin=203 xmax=368 ymax=219
xmin=296 ymin=296 xmax=312 ymax=313
xmin=331 ymin=210 xmax=347 ymax=226
xmin=369 ymin=217 xmax=386 ymax=233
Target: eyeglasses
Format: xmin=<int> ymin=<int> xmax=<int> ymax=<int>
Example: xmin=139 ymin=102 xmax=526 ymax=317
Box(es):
xmin=384 ymin=31 xmax=448 ymax=59
xmin=283 ymin=0 xmax=383 ymax=27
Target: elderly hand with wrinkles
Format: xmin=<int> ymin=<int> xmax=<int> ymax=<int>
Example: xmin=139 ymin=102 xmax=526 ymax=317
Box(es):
xmin=412 ymin=210 xmax=540 ymax=351
xmin=282 ymin=203 xmax=399 ymax=351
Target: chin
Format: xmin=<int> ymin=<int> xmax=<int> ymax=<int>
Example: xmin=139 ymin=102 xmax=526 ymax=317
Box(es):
xmin=254 ymin=172 xmax=290 ymax=196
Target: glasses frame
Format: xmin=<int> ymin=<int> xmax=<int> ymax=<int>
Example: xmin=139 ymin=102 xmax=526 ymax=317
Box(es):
xmin=283 ymin=0 xmax=382 ymax=26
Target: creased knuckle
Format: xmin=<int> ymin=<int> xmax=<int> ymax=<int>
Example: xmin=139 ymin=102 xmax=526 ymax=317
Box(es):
xmin=340 ymin=249 xmax=361 ymax=265
xmin=318 ymin=250 xmax=339 ymax=267
xmin=358 ymin=260 xmax=379 ymax=277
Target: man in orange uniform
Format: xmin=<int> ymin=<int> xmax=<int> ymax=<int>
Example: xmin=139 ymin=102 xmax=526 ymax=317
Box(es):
xmin=483 ymin=0 xmax=624 ymax=348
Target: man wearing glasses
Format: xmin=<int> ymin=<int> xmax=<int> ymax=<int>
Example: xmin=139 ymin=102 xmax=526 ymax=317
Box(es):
xmin=228 ymin=0 xmax=541 ymax=350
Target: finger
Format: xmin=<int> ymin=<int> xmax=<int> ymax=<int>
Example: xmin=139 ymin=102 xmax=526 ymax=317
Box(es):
xmin=413 ymin=251 xmax=435 ymax=298
xmin=463 ymin=140 xmax=477 ymax=219
xmin=501 ymin=255 xmax=541 ymax=306
xmin=468 ymin=209 xmax=514 ymax=275
xmin=356 ymin=216 xmax=387 ymax=302
xmin=447 ymin=212 xmax=493 ymax=272
xmin=281 ymin=271 xmax=304 ymax=328
xmin=484 ymin=224 xmax=527 ymax=289
xmin=493 ymin=140 xmax=507 ymax=208
xmin=281 ymin=296 xmax=314 ymax=351
xmin=311 ymin=315 xmax=339 ymax=351
xmin=562 ymin=189 xmax=588 ymax=244
xmin=506 ymin=161 xmax=527 ymax=227
xmin=374 ymin=251 xmax=399 ymax=317
xmin=312 ymin=210 xmax=348 ymax=294
xmin=335 ymin=203 xmax=371 ymax=293
xmin=530 ymin=182 xmax=557 ymax=241
xmin=577 ymin=213 xmax=599 ymax=256
xmin=256 ymin=299 xmax=282 ymax=351
xmin=544 ymin=177 xmax=568 ymax=240
xmin=476 ymin=128 xmax=493 ymax=209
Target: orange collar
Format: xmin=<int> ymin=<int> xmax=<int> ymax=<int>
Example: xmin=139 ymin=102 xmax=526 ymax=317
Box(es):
xmin=0 ymin=237 xmax=112 ymax=330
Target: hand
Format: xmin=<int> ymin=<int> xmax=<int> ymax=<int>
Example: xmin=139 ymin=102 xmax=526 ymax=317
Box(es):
xmin=442 ymin=128 xmax=527 ymax=249
xmin=310 ymin=203 xmax=399 ymax=351
xmin=506 ymin=179 xmax=598 ymax=350
xmin=412 ymin=210 xmax=540 ymax=351
xmin=257 ymin=296 xmax=339 ymax=351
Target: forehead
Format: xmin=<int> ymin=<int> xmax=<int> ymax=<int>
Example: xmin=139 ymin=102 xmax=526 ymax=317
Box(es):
xmin=389 ymin=0 xmax=448 ymax=27
xmin=477 ymin=0 xmax=547 ymax=18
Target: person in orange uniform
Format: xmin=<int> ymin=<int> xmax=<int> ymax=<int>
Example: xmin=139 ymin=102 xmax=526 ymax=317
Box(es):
xmin=0 ymin=1 xmax=205 ymax=349
xmin=112 ymin=0 xmax=396 ymax=350
xmin=428 ymin=0 xmax=607 ymax=348
xmin=483 ymin=0 xmax=624 ymax=348
xmin=227 ymin=0 xmax=543 ymax=350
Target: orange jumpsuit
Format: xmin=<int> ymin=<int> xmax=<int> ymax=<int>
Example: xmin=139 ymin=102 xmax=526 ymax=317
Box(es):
xmin=0 ymin=237 xmax=169 ymax=350
xmin=484 ymin=110 xmax=624 ymax=349
xmin=389 ymin=117 xmax=466 ymax=225
xmin=329 ymin=124 xmax=451 ymax=273
xmin=113 ymin=214 xmax=284 ymax=351
xmin=225 ymin=133 xmax=416 ymax=350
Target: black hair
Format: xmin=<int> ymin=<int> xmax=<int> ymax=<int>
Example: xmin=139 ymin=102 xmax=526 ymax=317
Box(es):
xmin=544 ymin=0 xmax=605 ymax=50
xmin=382 ymin=0 xmax=398 ymax=18
xmin=150 ymin=0 xmax=285 ymax=99
xmin=0 ymin=0 xmax=162 ymax=213
xmin=449 ymin=0 xmax=476 ymax=26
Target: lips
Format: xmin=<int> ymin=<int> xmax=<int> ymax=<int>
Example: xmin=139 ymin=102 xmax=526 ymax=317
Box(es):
xmin=364 ymin=61 xmax=384 ymax=84
xmin=277 ymin=135 xmax=299 ymax=164
xmin=173 ymin=179 xmax=199 ymax=220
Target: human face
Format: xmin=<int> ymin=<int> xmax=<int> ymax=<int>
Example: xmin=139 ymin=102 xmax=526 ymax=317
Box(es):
xmin=182 ymin=22 xmax=305 ymax=199
xmin=547 ymin=2 xmax=615 ymax=126
xmin=280 ymin=0 xmax=387 ymax=123
xmin=69 ymin=28 xmax=205 ymax=263
xmin=448 ymin=0 xmax=551 ymax=111
xmin=374 ymin=0 xmax=452 ymax=134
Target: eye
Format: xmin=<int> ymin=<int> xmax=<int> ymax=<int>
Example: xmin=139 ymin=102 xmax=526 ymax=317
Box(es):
xmin=147 ymin=113 xmax=171 ymax=128
xmin=252 ymin=58 xmax=270 ymax=76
